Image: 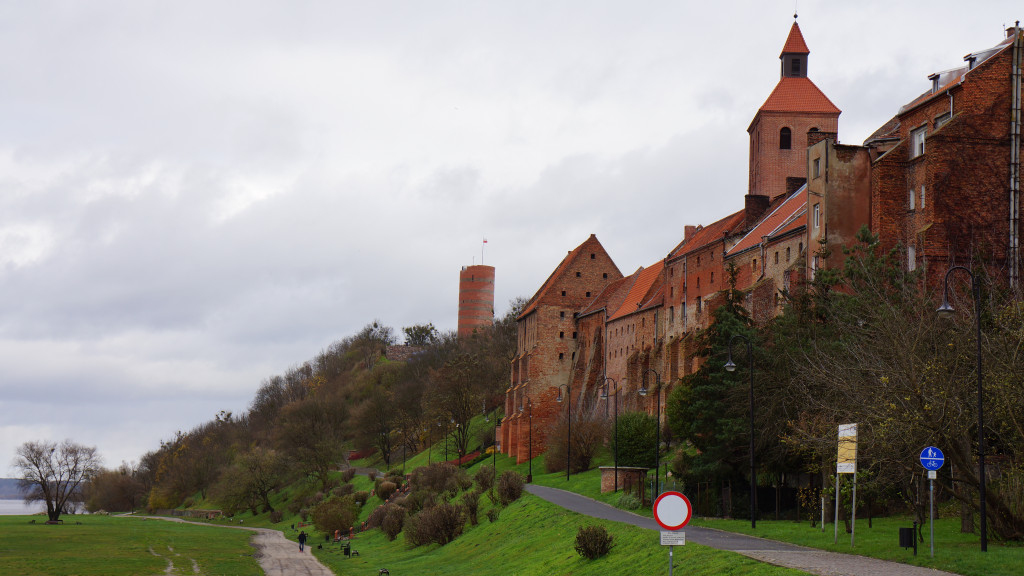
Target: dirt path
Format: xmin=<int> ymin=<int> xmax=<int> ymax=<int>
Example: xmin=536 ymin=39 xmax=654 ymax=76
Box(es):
xmin=132 ymin=516 xmax=334 ymax=576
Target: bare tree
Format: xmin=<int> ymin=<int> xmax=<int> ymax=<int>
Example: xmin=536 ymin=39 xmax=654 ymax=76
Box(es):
xmin=14 ymin=439 xmax=101 ymax=521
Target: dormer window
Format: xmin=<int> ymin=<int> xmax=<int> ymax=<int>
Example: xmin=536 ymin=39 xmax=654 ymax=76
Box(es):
xmin=929 ymin=73 xmax=940 ymax=93
xmin=780 ymin=127 xmax=792 ymax=150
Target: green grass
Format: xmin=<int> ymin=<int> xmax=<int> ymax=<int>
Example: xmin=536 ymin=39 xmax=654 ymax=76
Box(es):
xmin=690 ymin=516 xmax=1022 ymax=576
xmin=312 ymin=492 xmax=808 ymax=576
xmin=0 ymin=515 xmax=259 ymax=576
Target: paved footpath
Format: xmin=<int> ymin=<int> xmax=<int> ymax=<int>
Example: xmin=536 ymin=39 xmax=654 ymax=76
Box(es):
xmin=135 ymin=516 xmax=333 ymax=576
xmin=526 ymin=485 xmax=958 ymax=576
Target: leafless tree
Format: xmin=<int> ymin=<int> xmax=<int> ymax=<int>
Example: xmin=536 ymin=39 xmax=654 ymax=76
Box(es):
xmin=14 ymin=439 xmax=101 ymax=521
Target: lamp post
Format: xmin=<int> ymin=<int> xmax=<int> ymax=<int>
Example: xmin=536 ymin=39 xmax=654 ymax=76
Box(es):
xmin=599 ymin=377 xmax=621 ymax=492
xmin=638 ymin=368 xmax=662 ymax=498
xmin=519 ymin=397 xmax=533 ymax=482
xmin=436 ymin=421 xmax=448 ymax=462
xmin=937 ymin=265 xmax=987 ymax=552
xmin=556 ymin=383 xmax=571 ymax=481
xmin=484 ymin=402 xmax=498 ymax=485
xmin=725 ymin=333 xmax=757 ymax=529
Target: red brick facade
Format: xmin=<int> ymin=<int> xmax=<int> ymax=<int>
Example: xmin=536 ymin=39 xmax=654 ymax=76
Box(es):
xmin=457 ymin=265 xmax=495 ymax=337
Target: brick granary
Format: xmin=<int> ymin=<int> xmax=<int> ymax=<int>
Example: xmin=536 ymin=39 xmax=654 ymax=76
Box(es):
xmin=501 ymin=18 xmax=1023 ymax=464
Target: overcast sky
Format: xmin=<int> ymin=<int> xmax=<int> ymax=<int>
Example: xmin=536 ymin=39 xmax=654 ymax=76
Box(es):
xmin=1 ymin=1 xmax=1020 ymax=475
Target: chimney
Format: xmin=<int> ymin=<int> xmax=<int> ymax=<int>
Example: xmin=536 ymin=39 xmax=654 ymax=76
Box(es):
xmin=786 ymin=177 xmax=808 ymax=195
xmin=684 ymin=225 xmax=697 ymax=240
xmin=745 ymin=194 xmax=771 ymax=226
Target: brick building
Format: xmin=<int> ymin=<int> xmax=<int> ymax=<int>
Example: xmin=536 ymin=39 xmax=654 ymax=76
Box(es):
xmin=868 ymin=26 xmax=1023 ymax=288
xmin=457 ymin=265 xmax=495 ymax=337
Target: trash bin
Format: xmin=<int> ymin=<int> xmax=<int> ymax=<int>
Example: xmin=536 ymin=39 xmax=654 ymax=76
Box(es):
xmin=898 ymin=527 xmax=914 ymax=548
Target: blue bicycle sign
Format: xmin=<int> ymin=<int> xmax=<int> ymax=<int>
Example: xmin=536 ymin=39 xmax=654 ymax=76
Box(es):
xmin=920 ymin=446 xmax=944 ymax=471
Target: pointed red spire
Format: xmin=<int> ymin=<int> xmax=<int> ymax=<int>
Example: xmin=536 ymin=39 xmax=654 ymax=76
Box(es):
xmin=780 ymin=22 xmax=810 ymax=56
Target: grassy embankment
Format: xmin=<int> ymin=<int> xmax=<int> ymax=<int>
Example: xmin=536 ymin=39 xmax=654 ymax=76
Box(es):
xmin=0 ymin=515 xmax=259 ymax=576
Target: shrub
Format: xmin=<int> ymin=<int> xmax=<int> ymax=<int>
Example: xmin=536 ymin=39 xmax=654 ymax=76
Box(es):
xmin=575 ymin=525 xmax=614 ymax=559
xmin=377 ymin=481 xmax=398 ymax=501
xmin=270 ymin=509 xmax=284 ymax=523
xmin=367 ymin=501 xmax=399 ymax=529
xmin=544 ymin=413 xmax=608 ymax=474
xmin=410 ymin=463 xmax=462 ymax=499
xmin=406 ymin=502 xmax=465 ymax=546
xmin=368 ymin=471 xmax=378 ymax=482
xmin=496 ymin=471 xmax=525 ymax=506
xmin=462 ymin=490 xmax=480 ymax=525
xmin=486 ymin=508 xmax=499 ymax=523
xmin=353 ymin=491 xmax=370 ymax=506
xmin=404 ymin=490 xmax=437 ymax=513
xmin=474 ymin=465 xmax=495 ymax=492
xmin=333 ymin=483 xmax=354 ymax=498
xmin=287 ymin=499 xmax=303 ymax=515
xmin=616 ymin=493 xmax=642 ymax=510
xmin=454 ymin=470 xmax=473 ymax=491
xmin=299 ymin=507 xmax=310 ymax=521
xmin=311 ymin=496 xmax=358 ymax=536
xmin=382 ymin=504 xmax=406 ymax=540
xmin=341 ymin=469 xmax=356 ymax=483
xmin=610 ymin=411 xmax=658 ymax=468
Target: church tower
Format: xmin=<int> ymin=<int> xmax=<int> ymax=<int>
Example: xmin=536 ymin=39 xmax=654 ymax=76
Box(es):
xmin=747 ymin=18 xmax=840 ymax=198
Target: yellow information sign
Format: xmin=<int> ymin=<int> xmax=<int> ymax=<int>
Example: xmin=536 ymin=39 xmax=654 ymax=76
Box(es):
xmin=837 ymin=423 xmax=857 ymax=474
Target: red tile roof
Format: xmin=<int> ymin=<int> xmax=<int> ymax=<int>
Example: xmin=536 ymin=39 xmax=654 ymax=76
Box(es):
xmin=727 ymin=187 xmax=807 ymax=256
xmin=578 ymin=272 xmax=636 ymax=318
xmin=780 ymin=22 xmax=809 ymax=55
xmin=758 ymin=77 xmax=840 ymax=114
xmin=608 ymin=260 xmax=664 ymax=321
xmin=670 ymin=210 xmax=746 ymax=259
xmin=896 ymin=35 xmax=1013 ymax=116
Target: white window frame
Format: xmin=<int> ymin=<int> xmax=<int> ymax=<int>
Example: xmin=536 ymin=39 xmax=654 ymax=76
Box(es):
xmin=909 ymin=188 xmax=915 ymax=210
xmin=813 ymin=203 xmax=820 ymax=228
xmin=920 ymin=185 xmax=926 ymax=209
xmin=911 ymin=126 xmax=926 ymax=158
xmin=908 ymin=245 xmax=917 ymax=271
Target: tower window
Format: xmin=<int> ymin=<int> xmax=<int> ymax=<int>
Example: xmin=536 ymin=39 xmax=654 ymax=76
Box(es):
xmin=780 ymin=127 xmax=792 ymax=150
xmin=590 ymin=253 xmax=596 ymax=259
xmin=586 ymin=292 xmax=591 ymax=297
xmin=575 ymin=271 xmax=580 ymax=277
xmin=559 ymin=352 xmax=564 ymax=360
xmin=603 ymin=273 xmax=608 ymax=278
xmin=786 ymin=247 xmax=791 ymax=262
xmin=560 ymin=311 xmax=565 ymax=318
xmin=791 ymin=58 xmax=801 ymax=76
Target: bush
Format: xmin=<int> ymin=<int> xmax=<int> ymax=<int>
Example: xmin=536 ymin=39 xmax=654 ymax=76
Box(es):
xmin=404 ymin=490 xmax=437 ymax=513
xmin=496 ymin=471 xmax=525 ymax=506
xmin=311 ymin=496 xmax=358 ymax=535
xmin=474 ymin=465 xmax=495 ymax=492
xmin=410 ymin=463 xmax=462 ymax=499
xmin=341 ymin=469 xmax=356 ymax=483
xmin=382 ymin=504 xmax=406 ymax=540
xmin=544 ymin=413 xmax=608 ymax=474
xmin=486 ymin=508 xmax=500 ymax=523
xmin=405 ymin=502 xmax=466 ymax=547
xmin=455 ymin=470 xmax=473 ymax=491
xmin=616 ymin=493 xmax=642 ymax=510
xmin=353 ymin=491 xmax=370 ymax=506
xmin=377 ymin=481 xmax=398 ymax=501
xmin=574 ymin=525 xmax=614 ymax=559
xmin=270 ymin=509 xmax=284 ymax=523
xmin=462 ymin=490 xmax=480 ymax=526
xmin=299 ymin=507 xmax=310 ymax=521
xmin=368 ymin=471 xmax=378 ymax=482
xmin=610 ymin=411 xmax=658 ymax=468
xmin=333 ymin=483 xmax=354 ymax=498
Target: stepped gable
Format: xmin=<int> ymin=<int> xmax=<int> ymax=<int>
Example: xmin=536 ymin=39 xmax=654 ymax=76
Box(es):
xmin=727 ymin=186 xmax=808 ymax=256
xmin=608 ymin=261 xmax=664 ymax=321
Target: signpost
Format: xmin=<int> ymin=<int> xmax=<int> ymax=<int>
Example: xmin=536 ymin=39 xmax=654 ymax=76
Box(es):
xmin=835 ymin=424 xmax=858 ymax=546
xmin=920 ymin=446 xmax=945 ymax=558
xmin=653 ymin=491 xmax=691 ymax=576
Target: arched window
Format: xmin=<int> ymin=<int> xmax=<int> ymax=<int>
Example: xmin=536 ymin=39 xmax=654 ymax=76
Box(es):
xmin=780 ymin=127 xmax=792 ymax=150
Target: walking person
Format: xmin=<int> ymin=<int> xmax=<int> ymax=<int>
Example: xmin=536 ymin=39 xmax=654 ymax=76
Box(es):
xmin=298 ymin=530 xmax=307 ymax=552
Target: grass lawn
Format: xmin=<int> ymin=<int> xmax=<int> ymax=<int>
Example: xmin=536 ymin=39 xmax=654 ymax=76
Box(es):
xmin=0 ymin=515 xmax=259 ymax=576
xmin=690 ymin=516 xmax=1023 ymax=576
xmin=312 ymin=492 xmax=808 ymax=576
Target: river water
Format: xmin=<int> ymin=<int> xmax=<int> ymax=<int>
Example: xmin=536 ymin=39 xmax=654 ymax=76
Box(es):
xmin=0 ymin=499 xmax=45 ymax=515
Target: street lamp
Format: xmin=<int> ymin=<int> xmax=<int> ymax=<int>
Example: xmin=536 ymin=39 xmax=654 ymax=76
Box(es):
xmin=599 ymin=377 xmax=622 ymax=492
xmin=519 ymin=397 xmax=533 ymax=482
xmin=937 ymin=265 xmax=987 ymax=552
xmin=725 ymin=333 xmax=757 ymax=529
xmin=638 ymin=368 xmax=662 ymax=498
xmin=484 ymin=402 xmax=501 ymax=486
xmin=556 ymin=383 xmax=571 ymax=481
